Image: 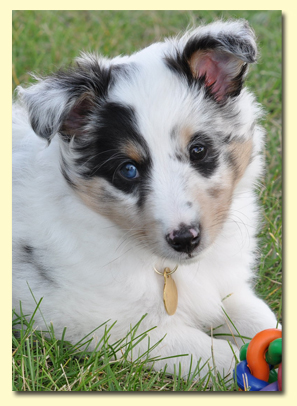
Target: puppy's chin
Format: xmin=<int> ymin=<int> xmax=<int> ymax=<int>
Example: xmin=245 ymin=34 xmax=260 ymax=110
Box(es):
xmin=155 ymin=244 xmax=207 ymax=266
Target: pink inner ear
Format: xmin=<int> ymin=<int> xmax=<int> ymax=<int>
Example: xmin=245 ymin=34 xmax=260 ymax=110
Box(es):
xmin=61 ymin=96 xmax=93 ymax=137
xmin=191 ymin=50 xmax=242 ymax=101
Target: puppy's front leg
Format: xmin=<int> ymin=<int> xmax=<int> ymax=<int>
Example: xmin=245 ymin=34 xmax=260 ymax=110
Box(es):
xmin=135 ymin=323 xmax=239 ymax=379
xmin=217 ymin=287 xmax=280 ymax=341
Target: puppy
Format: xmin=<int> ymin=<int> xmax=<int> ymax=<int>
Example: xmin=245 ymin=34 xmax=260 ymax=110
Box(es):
xmin=12 ymin=20 xmax=279 ymax=380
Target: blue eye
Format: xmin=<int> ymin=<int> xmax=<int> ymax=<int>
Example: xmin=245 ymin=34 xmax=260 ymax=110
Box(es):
xmin=119 ymin=163 xmax=139 ymax=179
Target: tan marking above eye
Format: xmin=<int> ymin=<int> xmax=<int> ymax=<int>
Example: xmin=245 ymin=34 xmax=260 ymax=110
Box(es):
xmin=180 ymin=126 xmax=196 ymax=149
xmin=121 ymin=140 xmax=145 ymax=164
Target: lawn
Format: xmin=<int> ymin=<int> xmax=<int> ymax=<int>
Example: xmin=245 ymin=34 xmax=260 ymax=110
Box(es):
xmin=12 ymin=10 xmax=282 ymax=391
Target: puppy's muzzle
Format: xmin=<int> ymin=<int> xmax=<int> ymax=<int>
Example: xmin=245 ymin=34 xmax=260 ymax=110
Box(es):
xmin=166 ymin=224 xmax=200 ymax=254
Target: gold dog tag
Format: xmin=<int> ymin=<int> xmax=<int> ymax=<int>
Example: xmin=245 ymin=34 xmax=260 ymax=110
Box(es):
xmin=163 ymin=267 xmax=178 ymax=315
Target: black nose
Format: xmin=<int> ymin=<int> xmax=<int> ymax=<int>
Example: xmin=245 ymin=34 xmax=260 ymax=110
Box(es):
xmin=166 ymin=225 xmax=200 ymax=254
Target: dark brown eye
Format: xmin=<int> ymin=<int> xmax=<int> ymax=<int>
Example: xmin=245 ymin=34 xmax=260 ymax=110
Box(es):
xmin=190 ymin=145 xmax=208 ymax=161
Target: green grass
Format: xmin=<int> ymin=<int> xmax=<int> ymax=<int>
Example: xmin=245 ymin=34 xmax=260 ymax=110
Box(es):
xmin=13 ymin=303 xmax=241 ymax=392
xmin=12 ymin=10 xmax=282 ymax=391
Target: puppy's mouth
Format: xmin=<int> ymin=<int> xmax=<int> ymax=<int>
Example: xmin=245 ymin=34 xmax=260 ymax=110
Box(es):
xmin=173 ymin=248 xmax=201 ymax=262
xmin=157 ymin=240 xmax=203 ymax=264
xmin=153 ymin=249 xmax=201 ymax=269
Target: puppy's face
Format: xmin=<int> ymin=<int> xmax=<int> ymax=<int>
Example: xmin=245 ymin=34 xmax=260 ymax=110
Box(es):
xmin=20 ymin=21 xmax=261 ymax=262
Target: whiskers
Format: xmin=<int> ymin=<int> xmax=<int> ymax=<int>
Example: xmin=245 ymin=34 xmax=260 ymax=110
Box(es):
xmin=207 ymin=202 xmax=258 ymax=255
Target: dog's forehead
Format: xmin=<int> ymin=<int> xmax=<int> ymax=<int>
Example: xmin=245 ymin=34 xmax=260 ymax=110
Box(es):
xmin=109 ymin=50 xmax=213 ymax=150
xmin=111 ymin=46 xmax=191 ymax=117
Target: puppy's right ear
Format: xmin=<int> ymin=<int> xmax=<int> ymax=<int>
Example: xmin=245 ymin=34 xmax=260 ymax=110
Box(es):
xmin=17 ymin=56 xmax=112 ymax=142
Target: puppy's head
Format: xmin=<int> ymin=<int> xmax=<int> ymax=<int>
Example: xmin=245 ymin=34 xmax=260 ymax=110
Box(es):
xmin=18 ymin=20 xmax=263 ymax=262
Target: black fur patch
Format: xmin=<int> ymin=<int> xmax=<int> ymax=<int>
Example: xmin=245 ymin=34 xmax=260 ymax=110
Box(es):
xmin=73 ymin=102 xmax=153 ymax=204
xmin=188 ymin=132 xmax=219 ymax=177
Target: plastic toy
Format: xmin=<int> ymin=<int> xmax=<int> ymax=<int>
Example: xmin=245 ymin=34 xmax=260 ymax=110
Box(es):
xmin=233 ymin=328 xmax=282 ymax=391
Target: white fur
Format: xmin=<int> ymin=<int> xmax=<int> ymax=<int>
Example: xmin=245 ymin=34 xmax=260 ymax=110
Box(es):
xmin=12 ymin=21 xmax=278 ymax=381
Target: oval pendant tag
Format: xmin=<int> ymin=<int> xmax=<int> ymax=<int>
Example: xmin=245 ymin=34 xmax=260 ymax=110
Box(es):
xmin=163 ymin=271 xmax=178 ymax=316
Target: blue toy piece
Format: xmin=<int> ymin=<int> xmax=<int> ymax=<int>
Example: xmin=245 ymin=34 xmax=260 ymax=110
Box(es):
xmin=234 ymin=360 xmax=269 ymax=391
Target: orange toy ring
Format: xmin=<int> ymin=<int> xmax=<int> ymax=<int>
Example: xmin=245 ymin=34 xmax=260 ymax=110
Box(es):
xmin=247 ymin=329 xmax=282 ymax=381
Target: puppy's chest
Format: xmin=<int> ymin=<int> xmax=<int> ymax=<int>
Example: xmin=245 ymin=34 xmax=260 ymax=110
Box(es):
xmin=171 ymin=272 xmax=226 ymax=328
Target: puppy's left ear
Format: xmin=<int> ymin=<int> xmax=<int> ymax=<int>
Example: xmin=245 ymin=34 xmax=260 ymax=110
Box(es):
xmin=171 ymin=20 xmax=257 ymax=102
